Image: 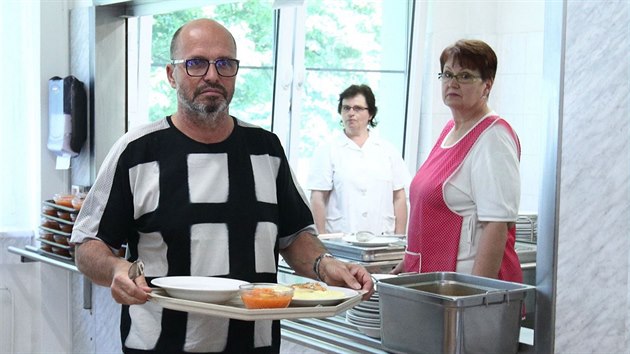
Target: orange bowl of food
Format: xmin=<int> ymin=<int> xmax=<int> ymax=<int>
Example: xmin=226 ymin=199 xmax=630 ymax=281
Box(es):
xmin=53 ymin=194 xmax=75 ymax=208
xmin=51 ymin=246 xmax=71 ymax=257
xmin=59 ymin=223 xmax=73 ymax=233
xmin=57 ymin=210 xmax=72 ymax=221
xmin=53 ymin=234 xmax=69 ymax=245
xmin=41 ymin=218 xmax=60 ymax=230
xmin=40 ymin=243 xmax=53 ymax=253
xmin=39 ymin=230 xmax=54 ymax=242
xmin=42 ymin=205 xmax=57 ymax=216
xmin=72 ymin=193 xmax=86 ymax=210
xmin=239 ymin=283 xmax=294 ymax=309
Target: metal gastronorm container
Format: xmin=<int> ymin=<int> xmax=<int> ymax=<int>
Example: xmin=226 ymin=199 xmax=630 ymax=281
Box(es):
xmin=377 ymin=272 xmax=535 ymax=354
xmin=321 ymin=239 xmax=404 ymax=262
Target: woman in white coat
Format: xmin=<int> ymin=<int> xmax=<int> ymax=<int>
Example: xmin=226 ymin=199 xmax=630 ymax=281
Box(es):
xmin=307 ymin=84 xmax=410 ymax=236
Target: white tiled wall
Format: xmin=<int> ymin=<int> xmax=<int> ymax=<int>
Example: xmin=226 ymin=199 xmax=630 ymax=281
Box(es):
xmin=419 ymin=1 xmax=545 ymax=213
xmin=0 ymin=231 xmax=41 ymax=353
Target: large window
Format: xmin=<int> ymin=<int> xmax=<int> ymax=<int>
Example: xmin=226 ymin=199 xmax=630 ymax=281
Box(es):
xmin=294 ymin=0 xmax=411 ymax=183
xmin=127 ymin=0 xmax=414 ymax=185
xmin=128 ymin=1 xmax=276 ymax=130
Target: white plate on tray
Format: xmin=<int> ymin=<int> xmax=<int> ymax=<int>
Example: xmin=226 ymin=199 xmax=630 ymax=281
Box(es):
xmin=290 ymin=286 xmax=360 ymax=307
xmin=151 ymin=276 xmax=249 ymax=303
xmin=342 ymin=235 xmax=396 ymax=247
xmin=148 ymin=288 xmax=363 ymax=321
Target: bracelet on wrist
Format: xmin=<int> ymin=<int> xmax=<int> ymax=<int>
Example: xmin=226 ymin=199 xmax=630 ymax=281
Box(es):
xmin=313 ymin=252 xmax=334 ymax=281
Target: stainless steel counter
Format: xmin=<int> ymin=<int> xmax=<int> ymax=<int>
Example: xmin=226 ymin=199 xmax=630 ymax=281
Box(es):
xmin=278 ymin=267 xmax=535 ymax=353
xmin=11 ymin=243 xmax=536 ymax=353
xmin=281 ymin=308 xmax=534 ymax=353
xmin=282 ymin=316 xmax=387 ymax=353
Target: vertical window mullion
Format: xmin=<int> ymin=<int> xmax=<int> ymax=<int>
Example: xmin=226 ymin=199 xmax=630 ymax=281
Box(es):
xmin=271 ymin=7 xmax=299 ymax=150
xmin=286 ymin=5 xmax=307 ymax=167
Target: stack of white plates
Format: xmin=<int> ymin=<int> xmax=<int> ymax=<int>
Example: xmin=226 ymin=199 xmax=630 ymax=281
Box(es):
xmin=346 ymin=292 xmax=381 ymax=338
xmin=515 ymin=214 xmax=537 ymax=243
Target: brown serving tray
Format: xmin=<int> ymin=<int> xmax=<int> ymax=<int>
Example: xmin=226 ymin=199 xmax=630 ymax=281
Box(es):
xmin=42 ymin=200 xmax=79 ymax=213
xmin=148 ymin=288 xmax=364 ymax=321
xmin=40 ymin=212 xmax=74 ymax=225
xmin=39 ymin=226 xmax=72 ymax=237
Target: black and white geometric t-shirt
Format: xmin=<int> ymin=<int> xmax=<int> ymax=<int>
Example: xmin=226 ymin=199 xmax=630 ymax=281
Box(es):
xmin=71 ymin=116 xmax=315 ymax=353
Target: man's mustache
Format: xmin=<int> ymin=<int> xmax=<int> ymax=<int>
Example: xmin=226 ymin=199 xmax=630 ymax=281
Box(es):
xmin=194 ymin=83 xmax=227 ymax=98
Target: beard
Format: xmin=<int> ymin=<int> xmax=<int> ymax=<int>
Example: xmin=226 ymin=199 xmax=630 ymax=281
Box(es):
xmin=178 ymin=83 xmax=231 ymax=125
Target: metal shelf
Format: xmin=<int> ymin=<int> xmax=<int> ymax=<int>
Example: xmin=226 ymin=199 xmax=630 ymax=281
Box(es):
xmin=8 ymin=245 xmax=92 ymax=309
xmin=8 ymin=245 xmax=78 ymax=271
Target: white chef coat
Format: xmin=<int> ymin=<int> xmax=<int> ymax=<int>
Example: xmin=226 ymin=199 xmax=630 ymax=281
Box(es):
xmin=307 ymin=130 xmax=410 ymax=235
xmin=442 ymin=112 xmax=521 ymax=273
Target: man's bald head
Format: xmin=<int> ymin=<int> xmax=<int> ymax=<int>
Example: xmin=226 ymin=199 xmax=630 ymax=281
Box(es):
xmin=169 ymin=19 xmax=237 ymax=59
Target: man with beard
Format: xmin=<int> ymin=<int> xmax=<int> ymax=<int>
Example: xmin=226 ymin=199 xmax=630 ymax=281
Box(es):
xmin=70 ymin=19 xmax=374 ymax=354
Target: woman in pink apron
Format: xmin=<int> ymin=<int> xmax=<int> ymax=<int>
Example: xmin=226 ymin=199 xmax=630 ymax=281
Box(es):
xmin=393 ymin=39 xmax=522 ymax=283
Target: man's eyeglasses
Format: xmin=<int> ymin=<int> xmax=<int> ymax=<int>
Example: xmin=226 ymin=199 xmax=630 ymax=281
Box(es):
xmin=171 ymin=58 xmax=240 ymax=77
xmin=438 ymin=71 xmax=481 ymax=84
xmin=341 ymin=105 xmax=369 ymax=113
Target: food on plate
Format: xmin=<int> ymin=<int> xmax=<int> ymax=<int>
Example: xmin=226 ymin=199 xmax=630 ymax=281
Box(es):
xmin=42 ymin=205 xmax=57 ymax=216
xmin=41 ymin=218 xmax=60 ymax=230
xmin=291 ymin=282 xmax=346 ymax=300
xmin=40 ymin=243 xmax=53 ymax=253
xmin=239 ymin=283 xmax=294 ymax=309
xmin=355 ymin=231 xmax=375 ymax=242
xmin=59 ymin=223 xmax=73 ymax=233
xmin=39 ymin=230 xmax=54 ymax=242
xmin=51 ymin=246 xmax=71 ymax=257
xmin=53 ymin=234 xmax=69 ymax=245
xmin=71 ymin=194 xmax=85 ymax=210
xmin=291 ymin=282 xmax=327 ymax=291
xmin=53 ymin=194 xmax=75 ymax=208
xmin=57 ymin=210 xmax=72 ymax=221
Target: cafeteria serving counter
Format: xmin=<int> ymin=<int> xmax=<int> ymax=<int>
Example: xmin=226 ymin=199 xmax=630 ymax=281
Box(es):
xmin=281 ymin=315 xmax=534 ymax=353
xmin=10 ymin=240 xmax=536 ymax=353
xmin=278 ymin=270 xmax=535 ymax=353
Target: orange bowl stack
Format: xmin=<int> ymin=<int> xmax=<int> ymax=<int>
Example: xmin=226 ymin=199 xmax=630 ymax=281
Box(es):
xmin=39 ymin=196 xmax=79 ymax=260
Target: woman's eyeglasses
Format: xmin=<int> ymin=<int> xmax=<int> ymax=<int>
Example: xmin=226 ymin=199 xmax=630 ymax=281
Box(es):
xmin=341 ymin=105 xmax=369 ymax=113
xmin=438 ymin=71 xmax=481 ymax=84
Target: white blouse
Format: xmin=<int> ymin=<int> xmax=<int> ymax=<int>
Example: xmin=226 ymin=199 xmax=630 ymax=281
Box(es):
xmin=442 ymin=113 xmax=521 ymax=273
xmin=307 ymin=130 xmax=410 ymax=235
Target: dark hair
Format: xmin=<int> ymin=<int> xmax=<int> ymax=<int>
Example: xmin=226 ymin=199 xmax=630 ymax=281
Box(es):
xmin=439 ymin=39 xmax=497 ymax=82
xmin=337 ymin=84 xmax=378 ymax=128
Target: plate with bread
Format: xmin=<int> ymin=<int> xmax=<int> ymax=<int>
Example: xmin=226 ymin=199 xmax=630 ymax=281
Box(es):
xmin=290 ymin=282 xmax=360 ymax=306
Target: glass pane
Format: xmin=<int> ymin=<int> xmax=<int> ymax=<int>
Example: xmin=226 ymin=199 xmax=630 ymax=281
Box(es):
xmin=294 ymin=0 xmax=411 ymax=184
xmin=130 ymin=1 xmax=275 ymax=130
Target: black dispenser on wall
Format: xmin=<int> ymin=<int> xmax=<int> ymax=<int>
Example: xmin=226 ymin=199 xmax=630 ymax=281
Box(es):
xmin=47 ymin=75 xmax=87 ymax=157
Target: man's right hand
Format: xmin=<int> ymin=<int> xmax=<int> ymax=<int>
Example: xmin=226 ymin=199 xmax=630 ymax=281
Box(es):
xmin=110 ymin=262 xmax=152 ymax=305
xmin=75 ymin=240 xmax=152 ymax=305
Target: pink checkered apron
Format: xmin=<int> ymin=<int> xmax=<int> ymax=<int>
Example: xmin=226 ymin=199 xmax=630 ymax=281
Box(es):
xmin=404 ymin=116 xmax=522 ymax=283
